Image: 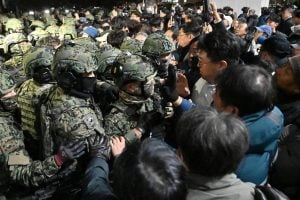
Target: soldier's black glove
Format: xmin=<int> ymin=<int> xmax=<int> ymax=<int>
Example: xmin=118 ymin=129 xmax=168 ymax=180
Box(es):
xmin=97 ymin=82 xmax=119 ymax=102
xmin=104 ymin=84 xmax=119 ymax=102
xmin=55 ymin=140 xmax=86 ymax=166
xmin=88 ymin=135 xmax=111 ymax=161
xmin=162 ymin=65 xmax=179 ymax=102
xmin=136 ymin=111 xmax=164 ymax=136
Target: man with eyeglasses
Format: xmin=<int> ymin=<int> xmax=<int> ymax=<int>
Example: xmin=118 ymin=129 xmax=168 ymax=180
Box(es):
xmin=176 ymin=19 xmax=202 ymax=69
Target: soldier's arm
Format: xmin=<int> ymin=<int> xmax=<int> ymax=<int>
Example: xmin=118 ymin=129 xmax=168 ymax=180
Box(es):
xmin=54 ymin=107 xmax=103 ymax=140
xmin=4 ymin=149 xmax=61 ymax=187
xmin=104 ymin=111 xmax=141 ymax=143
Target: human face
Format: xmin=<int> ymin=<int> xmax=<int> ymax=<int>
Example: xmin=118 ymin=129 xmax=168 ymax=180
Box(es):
xmin=275 ymin=63 xmax=299 ymax=94
xmin=281 ymin=9 xmax=292 ymax=21
xmin=267 ymin=19 xmax=279 ymax=30
xmin=292 ymin=14 xmax=300 ymax=25
xmin=188 ymin=41 xmax=198 ymax=67
xmin=198 ymin=49 xmax=221 ymax=83
xmin=234 ymin=22 xmax=248 ymax=37
xmin=177 ymin=28 xmax=192 ymax=47
xmin=82 ymin=71 xmax=96 ymax=77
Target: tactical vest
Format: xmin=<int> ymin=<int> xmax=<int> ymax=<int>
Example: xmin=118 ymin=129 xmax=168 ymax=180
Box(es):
xmin=105 ymin=97 xmax=155 ymax=137
xmin=41 ymin=86 xmax=104 ymax=158
xmin=17 ymin=80 xmax=54 ymax=139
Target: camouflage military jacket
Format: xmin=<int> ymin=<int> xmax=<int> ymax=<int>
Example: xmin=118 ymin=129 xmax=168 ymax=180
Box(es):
xmin=3 ymin=56 xmax=26 ymax=85
xmin=44 ymin=87 xmax=104 ymax=156
xmin=104 ymin=97 xmax=154 ymax=142
xmin=0 ymin=111 xmax=60 ymax=194
xmin=17 ymin=79 xmax=54 ymax=139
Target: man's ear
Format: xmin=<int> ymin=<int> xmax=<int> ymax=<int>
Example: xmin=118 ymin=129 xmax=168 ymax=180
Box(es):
xmin=188 ymin=33 xmax=194 ymax=40
xmin=224 ymin=105 xmax=240 ymax=117
xmin=218 ymin=60 xmax=228 ymax=70
xmin=176 ymin=148 xmax=184 ymax=161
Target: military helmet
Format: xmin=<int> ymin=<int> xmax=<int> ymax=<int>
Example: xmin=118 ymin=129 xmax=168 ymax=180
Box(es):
xmin=97 ymin=44 xmax=122 ymax=74
xmin=45 ymin=25 xmax=60 ymax=37
xmin=23 ymin=46 xmax=54 ymax=77
xmin=62 ymin=17 xmax=75 ymax=26
xmin=30 ymin=20 xmax=46 ymax=30
xmin=5 ymin=18 xmax=24 ymax=32
xmin=112 ymin=52 xmax=156 ymax=87
xmin=120 ymin=38 xmax=142 ymax=54
xmin=53 ymin=42 xmax=98 ymax=88
xmin=45 ymin=17 xmax=57 ymax=26
xmin=58 ymin=24 xmax=77 ymax=41
xmin=3 ymin=33 xmax=28 ymax=54
xmin=0 ymin=70 xmax=16 ymax=96
xmin=142 ymin=33 xmax=175 ymax=57
xmin=74 ymin=37 xmax=100 ymax=54
xmin=53 ymin=42 xmax=98 ymax=76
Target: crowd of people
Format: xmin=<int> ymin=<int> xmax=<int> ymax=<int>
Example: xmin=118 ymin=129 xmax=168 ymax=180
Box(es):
xmin=0 ymin=1 xmax=299 ymax=200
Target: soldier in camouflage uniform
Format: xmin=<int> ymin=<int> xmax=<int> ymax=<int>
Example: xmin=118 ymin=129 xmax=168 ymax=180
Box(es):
xmin=96 ymin=44 xmax=122 ymax=82
xmin=0 ymin=69 xmax=86 ymax=198
xmin=95 ymin=44 xmax=122 ymax=115
xmin=37 ymin=42 xmax=107 ymax=199
xmin=45 ymin=18 xmax=60 ymax=38
xmin=2 ymin=32 xmax=32 ymax=85
xmin=17 ymin=46 xmax=55 ymax=160
xmin=142 ymin=32 xmax=175 ymax=78
xmin=42 ymin=42 xmax=105 ymax=158
xmin=58 ymin=17 xmax=77 ymax=42
xmin=104 ymin=53 xmax=163 ymax=143
xmin=28 ymin=20 xmax=50 ymax=46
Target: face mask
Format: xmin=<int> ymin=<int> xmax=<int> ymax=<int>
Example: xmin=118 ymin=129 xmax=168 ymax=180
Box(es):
xmin=1 ymin=96 xmax=18 ymax=111
xmin=191 ymin=57 xmax=199 ymax=68
xmin=77 ymin=77 xmax=97 ymax=94
xmin=33 ymin=66 xmax=53 ymax=84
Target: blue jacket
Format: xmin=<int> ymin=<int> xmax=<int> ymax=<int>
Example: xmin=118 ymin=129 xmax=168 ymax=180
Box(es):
xmin=177 ymin=100 xmax=284 ymax=185
xmin=236 ymin=107 xmax=284 ymax=185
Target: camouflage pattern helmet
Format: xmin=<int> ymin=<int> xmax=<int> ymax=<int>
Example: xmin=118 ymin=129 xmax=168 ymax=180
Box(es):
xmin=3 ymin=33 xmax=27 ymax=54
xmin=5 ymin=18 xmax=24 ymax=32
xmin=23 ymin=46 xmax=54 ymax=77
xmin=52 ymin=42 xmax=98 ymax=79
xmin=142 ymin=33 xmax=175 ymax=57
xmin=120 ymin=38 xmax=142 ymax=54
xmin=74 ymin=37 xmax=100 ymax=55
xmin=58 ymin=24 xmax=77 ymax=41
xmin=0 ymin=70 xmax=16 ymax=96
xmin=30 ymin=20 xmax=46 ymax=30
xmin=97 ymin=44 xmax=122 ymax=79
xmin=62 ymin=17 xmax=75 ymax=26
xmin=113 ymin=52 xmax=156 ymax=87
xmin=45 ymin=17 xmax=57 ymax=26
